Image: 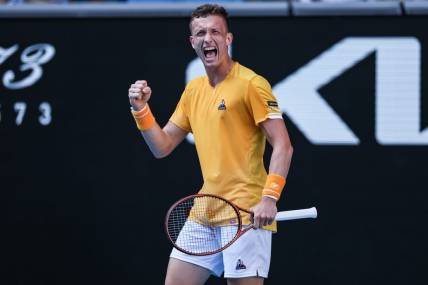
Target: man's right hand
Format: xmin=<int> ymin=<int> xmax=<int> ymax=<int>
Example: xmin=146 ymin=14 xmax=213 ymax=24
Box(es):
xmin=128 ymin=80 xmax=152 ymax=111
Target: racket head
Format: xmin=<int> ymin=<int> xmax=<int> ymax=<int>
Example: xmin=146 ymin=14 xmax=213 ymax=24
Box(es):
xmin=165 ymin=194 xmax=243 ymax=256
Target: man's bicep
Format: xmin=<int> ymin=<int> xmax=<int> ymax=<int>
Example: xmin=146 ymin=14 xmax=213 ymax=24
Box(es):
xmin=260 ymin=118 xmax=290 ymax=146
xmin=163 ymin=120 xmax=189 ymax=150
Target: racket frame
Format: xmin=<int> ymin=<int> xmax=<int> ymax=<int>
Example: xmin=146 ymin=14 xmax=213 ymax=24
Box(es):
xmin=165 ymin=193 xmax=248 ymax=256
xmin=165 ymin=193 xmax=317 ymax=256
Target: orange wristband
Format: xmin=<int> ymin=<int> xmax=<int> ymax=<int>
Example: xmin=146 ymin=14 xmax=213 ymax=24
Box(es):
xmin=131 ymin=104 xmax=156 ymax=131
xmin=262 ymin=174 xmax=286 ymax=201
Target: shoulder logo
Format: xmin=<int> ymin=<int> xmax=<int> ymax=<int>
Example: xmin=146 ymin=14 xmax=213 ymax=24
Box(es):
xmin=218 ymin=99 xmax=226 ymax=110
xmin=267 ymin=100 xmax=278 ymax=107
xmin=235 ymin=259 xmax=247 ymax=270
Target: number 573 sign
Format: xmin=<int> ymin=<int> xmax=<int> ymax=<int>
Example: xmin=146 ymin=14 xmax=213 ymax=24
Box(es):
xmin=0 ymin=43 xmax=55 ymax=126
xmin=0 ymin=43 xmax=55 ymax=90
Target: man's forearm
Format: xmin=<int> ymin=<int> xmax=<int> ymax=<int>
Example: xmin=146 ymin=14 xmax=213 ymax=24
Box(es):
xmin=261 ymin=141 xmax=293 ymax=201
xmin=268 ymin=142 xmax=293 ymax=178
xmin=141 ymin=123 xmax=174 ymax=159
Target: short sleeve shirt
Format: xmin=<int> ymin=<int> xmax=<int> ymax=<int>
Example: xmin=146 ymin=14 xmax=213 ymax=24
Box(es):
xmin=170 ymin=62 xmax=282 ymax=231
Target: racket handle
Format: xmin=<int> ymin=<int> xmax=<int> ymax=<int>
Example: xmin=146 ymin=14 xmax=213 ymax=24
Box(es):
xmin=275 ymin=207 xmax=318 ymax=221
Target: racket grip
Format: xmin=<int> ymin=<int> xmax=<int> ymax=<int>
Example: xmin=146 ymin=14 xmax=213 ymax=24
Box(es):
xmin=275 ymin=207 xmax=318 ymax=221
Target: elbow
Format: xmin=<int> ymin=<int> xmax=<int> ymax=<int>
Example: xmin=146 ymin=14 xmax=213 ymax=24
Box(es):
xmin=144 ymin=130 xmax=177 ymax=159
xmin=287 ymin=143 xmax=294 ymax=159
xmin=273 ymin=139 xmax=293 ymax=159
xmin=152 ymin=149 xmax=170 ymax=159
xmin=151 ymin=145 xmax=173 ymax=159
xmin=153 ymin=152 xmax=166 ymax=159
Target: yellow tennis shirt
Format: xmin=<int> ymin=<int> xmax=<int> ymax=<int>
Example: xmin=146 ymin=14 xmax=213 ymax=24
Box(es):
xmin=170 ymin=62 xmax=282 ymax=231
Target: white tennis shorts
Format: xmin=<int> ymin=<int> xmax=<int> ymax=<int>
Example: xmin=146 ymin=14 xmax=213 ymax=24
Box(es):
xmin=170 ymin=220 xmax=272 ymax=278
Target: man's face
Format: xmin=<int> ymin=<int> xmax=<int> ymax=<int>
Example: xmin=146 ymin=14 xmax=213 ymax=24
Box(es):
xmin=190 ymin=15 xmax=233 ymax=68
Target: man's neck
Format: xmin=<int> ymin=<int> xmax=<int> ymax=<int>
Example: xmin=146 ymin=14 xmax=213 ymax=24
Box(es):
xmin=205 ymin=58 xmax=234 ymax=87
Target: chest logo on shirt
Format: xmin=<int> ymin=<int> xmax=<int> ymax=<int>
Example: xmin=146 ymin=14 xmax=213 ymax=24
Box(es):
xmin=218 ymin=99 xmax=227 ymax=110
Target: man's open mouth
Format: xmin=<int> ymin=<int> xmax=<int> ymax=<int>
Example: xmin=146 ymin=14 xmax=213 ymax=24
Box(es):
xmin=203 ymin=47 xmax=218 ymax=59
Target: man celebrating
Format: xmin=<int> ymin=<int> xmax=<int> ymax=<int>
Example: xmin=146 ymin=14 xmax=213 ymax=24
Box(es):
xmin=128 ymin=4 xmax=293 ymax=285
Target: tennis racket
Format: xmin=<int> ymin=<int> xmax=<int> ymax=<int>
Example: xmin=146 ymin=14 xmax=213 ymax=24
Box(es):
xmin=165 ymin=194 xmax=317 ymax=256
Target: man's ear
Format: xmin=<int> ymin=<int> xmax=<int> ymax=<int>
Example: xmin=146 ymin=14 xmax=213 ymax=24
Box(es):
xmin=226 ymin=32 xmax=233 ymax=47
xmin=189 ymin=36 xmax=196 ymax=49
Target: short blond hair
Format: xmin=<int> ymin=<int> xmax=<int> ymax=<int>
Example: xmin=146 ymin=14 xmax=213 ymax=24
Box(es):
xmin=189 ymin=4 xmax=230 ymax=33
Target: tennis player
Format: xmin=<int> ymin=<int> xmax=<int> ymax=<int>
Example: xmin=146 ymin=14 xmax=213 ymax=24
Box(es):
xmin=128 ymin=4 xmax=293 ymax=285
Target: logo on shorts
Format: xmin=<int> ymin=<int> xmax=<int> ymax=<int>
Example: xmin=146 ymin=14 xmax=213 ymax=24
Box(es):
xmin=218 ymin=99 xmax=226 ymax=110
xmin=235 ymin=259 xmax=247 ymax=270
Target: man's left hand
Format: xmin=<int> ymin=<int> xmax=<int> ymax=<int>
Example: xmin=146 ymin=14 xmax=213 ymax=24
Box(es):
xmin=250 ymin=196 xmax=278 ymax=228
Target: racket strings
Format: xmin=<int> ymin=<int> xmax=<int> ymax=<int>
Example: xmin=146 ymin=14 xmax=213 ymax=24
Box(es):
xmin=167 ymin=196 xmax=240 ymax=255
